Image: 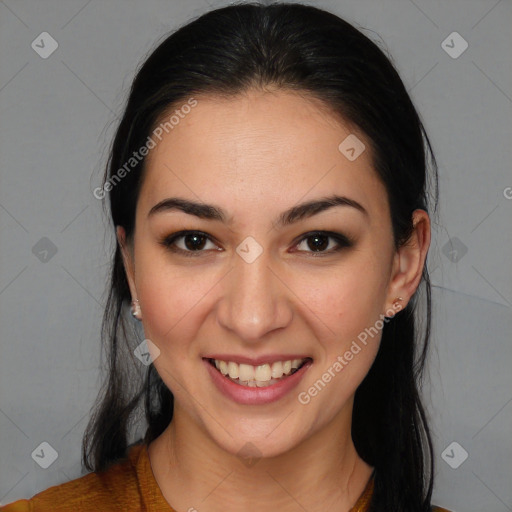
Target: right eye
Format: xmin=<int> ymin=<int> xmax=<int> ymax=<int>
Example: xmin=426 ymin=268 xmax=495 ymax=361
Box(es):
xmin=160 ymin=230 xmax=221 ymax=257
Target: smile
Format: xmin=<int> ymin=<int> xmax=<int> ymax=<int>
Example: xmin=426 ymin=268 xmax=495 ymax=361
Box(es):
xmin=207 ymin=357 xmax=312 ymax=387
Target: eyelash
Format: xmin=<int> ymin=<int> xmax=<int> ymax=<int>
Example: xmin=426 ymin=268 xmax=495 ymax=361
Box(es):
xmin=159 ymin=230 xmax=353 ymax=258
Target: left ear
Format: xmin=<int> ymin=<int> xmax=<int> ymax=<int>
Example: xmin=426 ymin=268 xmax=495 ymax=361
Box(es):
xmin=385 ymin=209 xmax=431 ymax=312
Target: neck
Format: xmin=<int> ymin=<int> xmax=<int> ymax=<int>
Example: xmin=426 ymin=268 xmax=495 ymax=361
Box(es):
xmin=148 ymin=404 xmax=374 ymax=512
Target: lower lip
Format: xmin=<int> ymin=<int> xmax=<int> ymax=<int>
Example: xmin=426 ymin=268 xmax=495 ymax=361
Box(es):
xmin=203 ymin=358 xmax=312 ymax=405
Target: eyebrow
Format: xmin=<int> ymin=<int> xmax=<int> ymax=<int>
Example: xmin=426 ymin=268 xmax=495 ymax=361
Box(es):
xmin=148 ymin=194 xmax=368 ymax=227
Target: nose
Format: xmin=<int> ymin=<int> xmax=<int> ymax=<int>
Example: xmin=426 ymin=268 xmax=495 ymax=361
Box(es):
xmin=216 ymin=249 xmax=293 ymax=342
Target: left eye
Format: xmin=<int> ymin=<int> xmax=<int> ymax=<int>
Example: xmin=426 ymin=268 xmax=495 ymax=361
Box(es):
xmin=293 ymin=231 xmax=352 ymax=255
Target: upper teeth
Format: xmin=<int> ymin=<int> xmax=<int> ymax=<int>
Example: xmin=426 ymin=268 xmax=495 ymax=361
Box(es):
xmin=214 ymin=359 xmax=305 ymax=382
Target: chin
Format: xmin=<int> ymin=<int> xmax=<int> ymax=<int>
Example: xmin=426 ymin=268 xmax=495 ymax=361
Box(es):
xmin=203 ymin=417 xmax=308 ymax=462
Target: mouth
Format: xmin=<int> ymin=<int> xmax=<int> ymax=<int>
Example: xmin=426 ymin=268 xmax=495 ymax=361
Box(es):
xmin=205 ymin=357 xmax=313 ymax=388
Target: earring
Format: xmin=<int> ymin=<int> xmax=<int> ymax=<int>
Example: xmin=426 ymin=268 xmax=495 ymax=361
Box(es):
xmin=131 ymin=299 xmax=142 ymax=320
xmin=384 ymin=297 xmax=405 ymax=319
xmin=393 ymin=297 xmax=404 ymax=309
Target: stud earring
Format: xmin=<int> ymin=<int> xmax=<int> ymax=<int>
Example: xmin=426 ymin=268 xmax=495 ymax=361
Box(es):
xmin=131 ymin=299 xmax=142 ymax=320
xmin=393 ymin=297 xmax=404 ymax=309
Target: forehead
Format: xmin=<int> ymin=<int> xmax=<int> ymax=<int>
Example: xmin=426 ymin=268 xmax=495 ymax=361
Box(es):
xmin=138 ymin=89 xmax=389 ymax=224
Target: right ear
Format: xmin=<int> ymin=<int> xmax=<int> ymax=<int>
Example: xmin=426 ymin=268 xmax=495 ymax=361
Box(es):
xmin=116 ymin=225 xmax=137 ymax=300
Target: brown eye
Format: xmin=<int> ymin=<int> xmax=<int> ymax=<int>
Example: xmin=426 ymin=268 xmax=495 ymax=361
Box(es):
xmin=160 ymin=230 xmax=219 ymax=257
xmin=294 ymin=231 xmax=353 ymax=255
xmin=304 ymin=234 xmax=330 ymax=252
xmin=182 ymin=233 xmax=208 ymax=251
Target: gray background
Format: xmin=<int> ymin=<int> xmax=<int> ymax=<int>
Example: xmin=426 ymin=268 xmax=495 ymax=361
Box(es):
xmin=0 ymin=0 xmax=511 ymax=510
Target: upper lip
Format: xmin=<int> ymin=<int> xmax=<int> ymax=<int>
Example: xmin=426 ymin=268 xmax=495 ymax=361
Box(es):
xmin=203 ymin=354 xmax=313 ymax=366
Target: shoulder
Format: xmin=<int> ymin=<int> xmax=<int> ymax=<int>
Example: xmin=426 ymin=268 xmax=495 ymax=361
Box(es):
xmin=0 ymin=444 xmax=145 ymax=512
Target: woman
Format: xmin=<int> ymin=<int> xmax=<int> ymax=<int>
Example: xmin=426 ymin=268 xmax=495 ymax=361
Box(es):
xmin=1 ymin=3 xmax=451 ymax=511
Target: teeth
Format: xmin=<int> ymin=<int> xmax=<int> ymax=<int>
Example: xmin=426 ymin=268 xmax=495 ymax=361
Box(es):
xmin=238 ymin=363 xmax=254 ymax=381
xmin=255 ymin=363 xmax=271 ymax=382
xmin=219 ymin=360 xmax=229 ymax=376
xmin=228 ymin=361 xmax=239 ymax=379
xmin=211 ymin=357 xmax=308 ymax=386
xmin=271 ymin=361 xmax=283 ymax=378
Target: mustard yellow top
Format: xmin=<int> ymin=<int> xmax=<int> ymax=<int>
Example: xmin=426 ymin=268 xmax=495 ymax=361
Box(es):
xmin=0 ymin=443 xmax=451 ymax=511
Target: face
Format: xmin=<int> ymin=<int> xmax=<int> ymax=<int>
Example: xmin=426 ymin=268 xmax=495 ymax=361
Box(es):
xmin=118 ymin=88 xmax=427 ymax=459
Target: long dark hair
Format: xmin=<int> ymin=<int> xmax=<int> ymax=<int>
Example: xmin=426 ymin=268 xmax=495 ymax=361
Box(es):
xmin=82 ymin=3 xmax=438 ymax=511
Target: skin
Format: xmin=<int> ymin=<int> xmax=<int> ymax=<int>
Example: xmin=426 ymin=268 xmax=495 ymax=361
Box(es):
xmin=117 ymin=88 xmax=430 ymax=512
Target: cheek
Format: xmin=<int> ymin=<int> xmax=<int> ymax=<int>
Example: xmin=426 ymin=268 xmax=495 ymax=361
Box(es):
xmin=134 ymin=252 xmax=214 ymax=349
xmin=299 ymin=257 xmax=388 ymax=331
xmin=294 ymin=255 xmax=389 ymax=388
